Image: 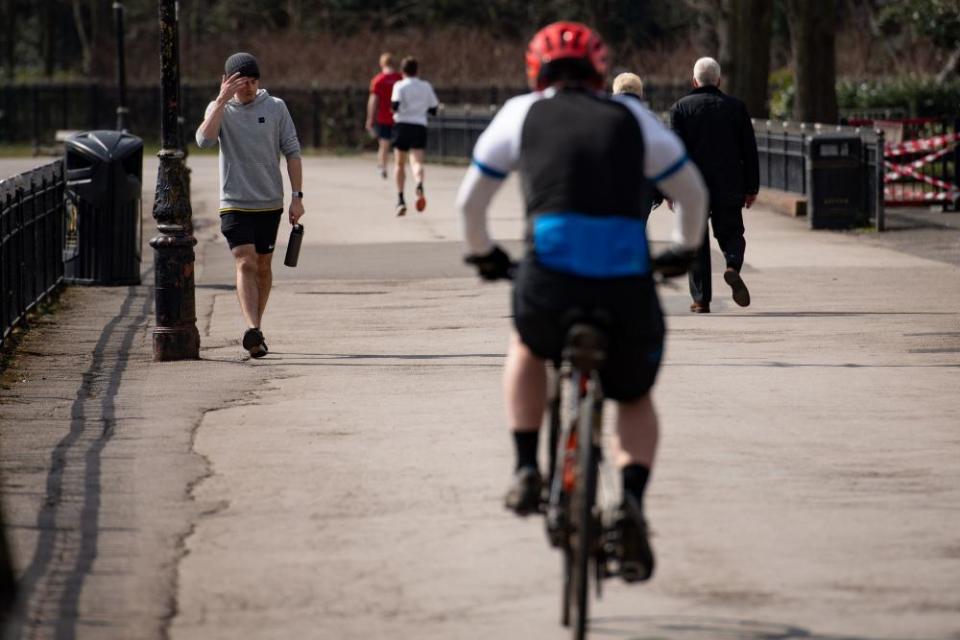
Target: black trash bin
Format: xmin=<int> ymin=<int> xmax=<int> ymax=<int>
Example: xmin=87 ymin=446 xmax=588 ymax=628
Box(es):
xmin=63 ymin=130 xmax=143 ymax=285
xmin=807 ymin=134 xmax=867 ymax=229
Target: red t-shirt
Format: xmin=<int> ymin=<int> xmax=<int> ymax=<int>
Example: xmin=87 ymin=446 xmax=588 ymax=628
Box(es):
xmin=370 ymin=71 xmax=402 ymax=125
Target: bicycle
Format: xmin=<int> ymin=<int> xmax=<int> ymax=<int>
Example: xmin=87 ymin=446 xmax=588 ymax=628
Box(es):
xmin=465 ymin=246 xmax=692 ymax=640
xmin=541 ymin=259 xmax=688 ymax=640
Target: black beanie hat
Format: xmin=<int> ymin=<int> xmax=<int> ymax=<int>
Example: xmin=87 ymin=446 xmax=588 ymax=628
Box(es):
xmin=225 ymin=52 xmax=260 ymax=79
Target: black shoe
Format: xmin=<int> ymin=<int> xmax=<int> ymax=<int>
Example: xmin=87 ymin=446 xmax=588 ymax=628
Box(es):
xmin=242 ymin=328 xmax=267 ymax=358
xmin=615 ymin=508 xmax=655 ymax=583
xmin=724 ymin=268 xmax=751 ymax=307
xmin=504 ymin=466 xmax=542 ymax=516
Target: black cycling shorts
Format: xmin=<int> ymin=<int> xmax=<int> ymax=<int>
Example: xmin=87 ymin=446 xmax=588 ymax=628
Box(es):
xmin=375 ymin=123 xmax=393 ymax=140
xmin=220 ymin=210 xmax=283 ymax=254
xmin=513 ymin=256 xmax=665 ymax=402
xmin=392 ymin=123 xmax=428 ymax=151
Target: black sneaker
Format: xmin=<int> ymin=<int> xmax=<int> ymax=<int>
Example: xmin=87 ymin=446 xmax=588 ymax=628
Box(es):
xmin=242 ymin=328 xmax=267 ymax=359
xmin=504 ymin=466 xmax=542 ymax=516
xmin=615 ymin=508 xmax=655 ymax=583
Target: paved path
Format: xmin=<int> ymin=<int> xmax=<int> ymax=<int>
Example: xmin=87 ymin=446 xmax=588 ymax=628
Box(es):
xmin=1 ymin=155 xmax=958 ymax=640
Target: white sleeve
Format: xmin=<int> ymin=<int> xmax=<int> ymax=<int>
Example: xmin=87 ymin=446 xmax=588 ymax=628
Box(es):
xmin=390 ymin=82 xmax=401 ymax=104
xmin=470 ymin=93 xmax=540 ymax=180
xmin=456 ymin=165 xmax=504 ymax=255
xmin=612 ymin=95 xmax=708 ymax=250
xmin=428 ymin=83 xmax=439 ymax=108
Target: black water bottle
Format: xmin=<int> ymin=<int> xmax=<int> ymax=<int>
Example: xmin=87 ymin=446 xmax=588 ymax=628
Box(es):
xmin=284 ymin=224 xmax=304 ymax=267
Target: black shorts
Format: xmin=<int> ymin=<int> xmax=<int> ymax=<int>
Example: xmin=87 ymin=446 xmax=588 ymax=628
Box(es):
xmin=391 ymin=123 xmax=428 ymax=151
xmin=375 ymin=123 xmax=393 ymax=140
xmin=220 ymin=210 xmax=283 ymax=254
xmin=513 ymin=257 xmax=665 ymax=402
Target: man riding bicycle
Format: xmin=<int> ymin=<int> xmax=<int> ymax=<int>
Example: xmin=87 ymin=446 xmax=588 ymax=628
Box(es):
xmin=457 ymin=22 xmax=708 ymax=581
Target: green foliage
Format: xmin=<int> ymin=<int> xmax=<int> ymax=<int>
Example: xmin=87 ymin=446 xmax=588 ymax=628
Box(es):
xmin=878 ymin=0 xmax=960 ymax=49
xmin=767 ymin=67 xmax=794 ymax=119
xmin=837 ymin=76 xmax=960 ymax=116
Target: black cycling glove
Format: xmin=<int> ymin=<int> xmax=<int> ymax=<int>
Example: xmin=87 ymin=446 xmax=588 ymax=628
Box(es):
xmin=651 ymin=245 xmax=697 ymax=278
xmin=464 ymin=245 xmax=515 ymax=281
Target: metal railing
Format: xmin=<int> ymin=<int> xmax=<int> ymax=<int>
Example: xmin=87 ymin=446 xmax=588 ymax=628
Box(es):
xmin=1 ymin=161 xmax=65 ymax=347
xmin=0 ymin=81 xmax=692 ymax=150
xmin=426 ymin=107 xmax=498 ymax=162
xmin=754 ymin=120 xmax=886 ymax=230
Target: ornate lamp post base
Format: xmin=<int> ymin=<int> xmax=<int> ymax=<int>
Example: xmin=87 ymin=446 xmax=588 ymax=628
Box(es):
xmin=152 ymin=1 xmax=199 ymax=361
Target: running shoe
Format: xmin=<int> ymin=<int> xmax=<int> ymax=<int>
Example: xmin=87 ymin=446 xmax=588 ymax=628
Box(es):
xmin=395 ymin=203 xmax=407 ymax=217
xmin=242 ymin=328 xmax=267 ymax=359
xmin=723 ymin=268 xmax=751 ymax=307
xmin=377 ymin=165 xmax=387 ymax=180
xmin=504 ymin=466 xmax=542 ymax=516
xmin=613 ymin=508 xmax=655 ymax=582
xmin=415 ymin=185 xmax=426 ymax=212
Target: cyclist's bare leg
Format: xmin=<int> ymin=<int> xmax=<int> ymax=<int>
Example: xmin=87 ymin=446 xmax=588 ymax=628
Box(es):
xmin=504 ymin=330 xmax=547 ymax=432
xmin=613 ymin=394 xmax=659 ymax=468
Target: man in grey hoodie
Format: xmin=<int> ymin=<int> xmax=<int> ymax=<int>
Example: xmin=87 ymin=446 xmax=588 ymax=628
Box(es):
xmin=196 ymin=52 xmax=304 ymax=358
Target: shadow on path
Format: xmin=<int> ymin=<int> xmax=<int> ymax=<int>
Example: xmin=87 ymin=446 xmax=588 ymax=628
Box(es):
xmin=589 ymin=615 xmax=927 ymax=640
xmin=8 ymin=273 xmax=153 ymax=640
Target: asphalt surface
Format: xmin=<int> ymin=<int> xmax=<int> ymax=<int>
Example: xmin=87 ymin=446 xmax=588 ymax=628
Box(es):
xmin=0 ymin=154 xmax=958 ymax=640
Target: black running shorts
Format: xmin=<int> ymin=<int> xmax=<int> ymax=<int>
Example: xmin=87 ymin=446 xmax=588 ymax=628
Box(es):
xmin=375 ymin=123 xmax=393 ymax=140
xmin=512 ymin=256 xmax=665 ymax=402
xmin=392 ymin=123 xmax=428 ymax=151
xmin=220 ymin=210 xmax=283 ymax=254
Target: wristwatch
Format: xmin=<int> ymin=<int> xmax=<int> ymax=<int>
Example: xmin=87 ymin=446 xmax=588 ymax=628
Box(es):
xmin=292 ymin=191 xmax=304 ymax=198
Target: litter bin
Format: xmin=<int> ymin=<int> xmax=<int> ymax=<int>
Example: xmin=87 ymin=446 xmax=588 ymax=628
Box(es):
xmin=63 ymin=130 xmax=143 ymax=285
xmin=807 ymin=134 xmax=867 ymax=229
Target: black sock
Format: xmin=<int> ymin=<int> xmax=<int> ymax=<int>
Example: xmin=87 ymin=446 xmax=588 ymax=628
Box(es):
xmin=513 ymin=430 xmax=539 ymax=471
xmin=416 ymin=182 xmax=423 ymax=193
xmin=621 ymin=464 xmax=650 ymax=512
xmin=398 ymin=192 xmax=405 ymax=204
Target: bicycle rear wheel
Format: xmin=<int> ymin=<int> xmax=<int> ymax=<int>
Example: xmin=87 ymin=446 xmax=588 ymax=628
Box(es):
xmin=570 ymin=387 xmax=600 ymax=640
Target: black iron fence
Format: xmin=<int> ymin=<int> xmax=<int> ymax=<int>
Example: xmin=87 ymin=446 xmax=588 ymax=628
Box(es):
xmin=1 ymin=161 xmax=65 ymax=347
xmin=754 ymin=120 xmax=886 ymax=229
xmin=0 ymin=81 xmax=691 ymax=150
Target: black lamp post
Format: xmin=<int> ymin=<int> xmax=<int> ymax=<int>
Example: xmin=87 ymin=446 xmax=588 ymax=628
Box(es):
xmin=113 ymin=1 xmax=128 ymax=131
xmin=150 ymin=0 xmax=199 ymax=361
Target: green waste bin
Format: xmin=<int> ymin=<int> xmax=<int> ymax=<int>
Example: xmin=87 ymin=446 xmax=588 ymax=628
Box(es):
xmin=63 ymin=130 xmax=143 ymax=285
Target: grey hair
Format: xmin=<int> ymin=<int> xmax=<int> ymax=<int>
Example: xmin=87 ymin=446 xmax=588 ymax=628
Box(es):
xmin=693 ymin=57 xmax=721 ymax=86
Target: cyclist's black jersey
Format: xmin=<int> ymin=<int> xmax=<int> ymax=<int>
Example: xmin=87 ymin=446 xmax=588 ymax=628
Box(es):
xmin=470 ymin=88 xmax=688 ymax=278
xmin=519 ymin=89 xmax=652 ymax=220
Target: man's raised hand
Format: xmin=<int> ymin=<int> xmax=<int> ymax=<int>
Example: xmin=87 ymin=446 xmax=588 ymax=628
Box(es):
xmin=216 ymin=73 xmax=245 ymax=106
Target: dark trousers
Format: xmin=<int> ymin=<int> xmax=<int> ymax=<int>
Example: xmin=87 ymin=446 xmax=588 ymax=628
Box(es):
xmin=689 ymin=204 xmax=746 ymax=304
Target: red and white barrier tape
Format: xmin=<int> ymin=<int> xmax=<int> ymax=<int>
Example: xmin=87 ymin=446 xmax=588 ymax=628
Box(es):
xmin=885 ymin=132 xmax=960 ymax=157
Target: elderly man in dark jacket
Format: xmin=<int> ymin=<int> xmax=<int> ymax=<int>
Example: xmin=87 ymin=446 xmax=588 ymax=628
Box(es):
xmin=669 ymin=57 xmax=759 ymax=313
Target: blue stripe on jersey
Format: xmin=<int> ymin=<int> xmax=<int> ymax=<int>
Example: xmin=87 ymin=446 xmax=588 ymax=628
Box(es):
xmin=651 ymin=153 xmax=688 ymax=183
xmin=471 ymin=158 xmax=508 ymax=180
xmin=532 ymin=213 xmax=650 ymax=278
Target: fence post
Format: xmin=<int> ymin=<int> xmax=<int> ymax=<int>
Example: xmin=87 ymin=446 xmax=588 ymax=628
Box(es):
xmin=875 ymin=129 xmax=886 ymax=231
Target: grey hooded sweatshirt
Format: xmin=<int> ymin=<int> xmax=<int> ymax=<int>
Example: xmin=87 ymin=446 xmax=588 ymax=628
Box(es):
xmin=196 ymin=89 xmax=301 ymax=211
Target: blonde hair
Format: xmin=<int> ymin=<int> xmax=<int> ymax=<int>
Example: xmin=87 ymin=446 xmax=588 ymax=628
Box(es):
xmin=612 ymin=72 xmax=644 ymax=98
xmin=379 ymin=52 xmax=395 ymax=69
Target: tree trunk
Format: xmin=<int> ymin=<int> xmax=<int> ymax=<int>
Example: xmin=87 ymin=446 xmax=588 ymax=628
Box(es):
xmin=72 ymin=0 xmax=91 ymax=74
xmin=785 ymin=0 xmax=838 ymax=124
xmin=287 ymin=0 xmax=302 ymax=31
xmin=936 ymin=46 xmax=960 ymax=83
xmin=2 ymin=0 xmax=16 ymax=80
xmin=726 ymin=0 xmax=773 ymax=117
xmin=42 ymin=0 xmax=57 ymax=77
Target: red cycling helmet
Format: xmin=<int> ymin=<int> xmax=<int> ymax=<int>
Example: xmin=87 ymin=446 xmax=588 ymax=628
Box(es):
xmin=525 ymin=21 xmax=609 ymax=91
